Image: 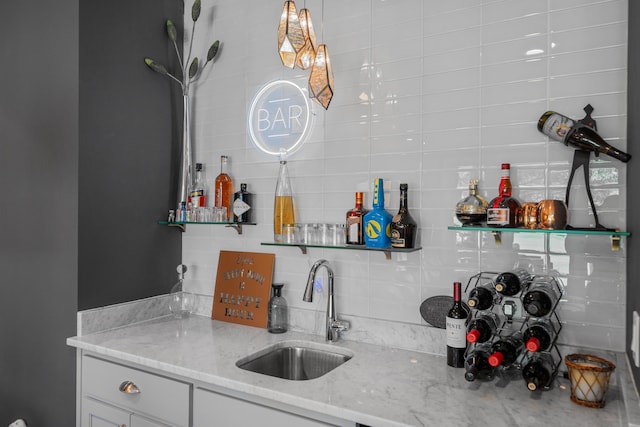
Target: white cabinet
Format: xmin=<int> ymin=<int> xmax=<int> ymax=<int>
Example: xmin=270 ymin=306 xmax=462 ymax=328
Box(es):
xmin=80 ymin=355 xmax=189 ymax=427
xmin=193 ymin=387 xmax=354 ymax=427
xmin=78 ymin=352 xmax=356 ymax=427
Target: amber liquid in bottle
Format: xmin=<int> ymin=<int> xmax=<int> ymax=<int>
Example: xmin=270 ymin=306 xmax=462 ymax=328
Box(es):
xmin=486 ymin=163 xmax=521 ymax=227
xmin=391 ymin=183 xmax=417 ymax=248
xmin=273 ymin=160 xmax=296 ymax=242
xmin=214 ymin=155 xmax=234 ymax=219
xmin=346 ymin=192 xmax=366 ymax=245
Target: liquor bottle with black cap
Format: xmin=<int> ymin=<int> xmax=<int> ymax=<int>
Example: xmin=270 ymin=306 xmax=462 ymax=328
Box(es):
xmin=391 ymin=183 xmax=417 ymax=248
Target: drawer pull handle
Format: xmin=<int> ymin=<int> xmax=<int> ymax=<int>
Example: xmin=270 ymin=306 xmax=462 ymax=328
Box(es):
xmin=119 ymin=380 xmax=140 ymax=394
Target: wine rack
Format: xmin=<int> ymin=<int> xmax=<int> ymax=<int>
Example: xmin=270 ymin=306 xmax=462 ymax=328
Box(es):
xmin=463 ymin=271 xmax=563 ymax=391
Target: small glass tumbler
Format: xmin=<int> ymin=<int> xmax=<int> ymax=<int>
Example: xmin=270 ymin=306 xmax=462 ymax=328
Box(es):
xmin=334 ymin=224 xmax=346 ymax=246
xmin=283 ymin=224 xmax=296 ymax=244
xmin=213 ymin=207 xmax=228 ymax=222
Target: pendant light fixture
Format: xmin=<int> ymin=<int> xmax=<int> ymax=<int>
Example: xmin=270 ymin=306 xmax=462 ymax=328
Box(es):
xmin=296 ymin=8 xmax=316 ymax=70
xmin=309 ymin=44 xmax=334 ymax=109
xmin=277 ymin=1 xmax=306 ymax=68
xmin=308 ymin=0 xmax=333 ymax=110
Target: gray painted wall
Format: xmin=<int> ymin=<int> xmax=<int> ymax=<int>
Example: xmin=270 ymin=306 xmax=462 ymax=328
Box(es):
xmin=627 ymin=2 xmax=640 ymax=390
xmin=0 ymin=0 xmax=78 ymax=424
xmin=78 ymin=0 xmax=181 ymax=310
xmin=0 ymin=0 xmax=181 ymax=423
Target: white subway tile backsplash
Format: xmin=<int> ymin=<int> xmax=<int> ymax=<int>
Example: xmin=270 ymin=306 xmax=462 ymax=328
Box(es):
xmin=180 ymin=0 xmax=628 ymax=354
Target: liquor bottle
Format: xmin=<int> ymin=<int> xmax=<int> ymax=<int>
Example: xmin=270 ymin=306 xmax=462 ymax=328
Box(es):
xmin=522 ymin=352 xmax=557 ymax=391
xmin=273 ymin=160 xmax=296 ymax=243
xmin=522 ymin=276 xmax=562 ymax=317
xmin=189 ymin=162 xmax=207 ymax=208
xmin=523 ymin=318 xmax=558 ymax=353
xmin=233 ymin=183 xmax=253 ymax=223
xmin=446 ymin=282 xmax=468 ymax=368
xmin=486 ymin=163 xmax=521 ymax=227
xmin=363 ymin=178 xmax=393 ymax=248
xmin=494 ymin=268 xmax=531 ymax=297
xmin=346 ymin=192 xmax=367 ymax=245
xmin=467 ymin=283 xmax=499 ymax=311
xmin=391 ymin=183 xmax=417 ymax=248
xmin=464 ymin=343 xmax=496 ymax=382
xmin=455 ymin=179 xmax=488 ymax=225
xmin=537 ymin=111 xmax=631 ymax=163
xmin=214 ymin=155 xmax=234 ymax=219
xmin=488 ymin=332 xmax=524 ymax=368
xmin=466 ymin=312 xmax=500 ymax=344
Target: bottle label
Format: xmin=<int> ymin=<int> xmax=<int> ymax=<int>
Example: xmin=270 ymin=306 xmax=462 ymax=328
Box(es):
xmin=347 ymin=220 xmax=360 ymax=244
xmin=390 ymin=229 xmax=405 ymax=248
xmin=541 ymin=112 xmax=575 ymax=142
xmin=190 ymin=189 xmax=205 ymax=207
xmin=486 ymin=207 xmax=509 ymax=225
xmin=446 ymin=317 xmax=467 ymax=348
xmin=233 ymin=199 xmax=251 ymax=216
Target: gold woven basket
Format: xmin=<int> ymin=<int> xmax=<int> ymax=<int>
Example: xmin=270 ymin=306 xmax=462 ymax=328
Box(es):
xmin=565 ymin=354 xmax=616 ymax=408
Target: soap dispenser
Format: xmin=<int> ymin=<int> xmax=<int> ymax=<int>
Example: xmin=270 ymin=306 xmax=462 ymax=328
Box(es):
xmin=267 ymin=283 xmax=288 ymax=333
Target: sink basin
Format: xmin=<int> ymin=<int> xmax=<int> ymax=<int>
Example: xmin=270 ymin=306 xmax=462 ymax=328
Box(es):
xmin=236 ymin=341 xmax=353 ymax=380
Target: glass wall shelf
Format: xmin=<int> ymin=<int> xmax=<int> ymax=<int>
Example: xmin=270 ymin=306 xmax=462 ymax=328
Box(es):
xmin=159 ymin=221 xmax=255 ymax=234
xmin=260 ymin=242 xmax=421 ymax=260
xmin=447 ymin=225 xmax=630 ymax=251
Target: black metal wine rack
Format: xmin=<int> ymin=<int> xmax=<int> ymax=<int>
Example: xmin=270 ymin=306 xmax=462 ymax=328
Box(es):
xmin=463 ymin=270 xmax=564 ymax=390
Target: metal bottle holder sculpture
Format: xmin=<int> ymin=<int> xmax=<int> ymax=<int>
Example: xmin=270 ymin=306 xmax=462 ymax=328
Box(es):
xmin=562 ymin=104 xmax=626 ymax=231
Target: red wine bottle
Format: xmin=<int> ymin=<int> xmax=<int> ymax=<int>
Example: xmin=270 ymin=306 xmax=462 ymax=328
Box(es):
xmin=467 ymin=283 xmax=498 ymax=310
xmin=466 ymin=312 xmax=500 ymax=344
xmin=488 ymin=333 xmax=524 ymax=368
xmin=523 ymin=319 xmax=557 ymax=353
xmin=538 ymin=111 xmax=631 ymax=163
xmin=446 ymin=282 xmax=468 ymax=368
xmin=522 ymin=276 xmax=562 ymax=317
xmin=464 ymin=343 xmax=495 ymax=382
xmin=522 ymin=352 xmax=556 ymax=391
xmin=494 ymin=269 xmax=531 ymax=297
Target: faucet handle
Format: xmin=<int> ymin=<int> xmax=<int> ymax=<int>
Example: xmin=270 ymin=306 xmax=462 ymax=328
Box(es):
xmin=328 ymin=319 xmax=350 ymax=342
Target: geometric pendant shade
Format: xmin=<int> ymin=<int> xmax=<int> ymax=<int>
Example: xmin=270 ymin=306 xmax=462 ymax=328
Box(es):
xmin=296 ymin=8 xmax=317 ymax=70
xmin=277 ymin=1 xmax=306 ymax=68
xmin=308 ymin=44 xmax=334 ymax=109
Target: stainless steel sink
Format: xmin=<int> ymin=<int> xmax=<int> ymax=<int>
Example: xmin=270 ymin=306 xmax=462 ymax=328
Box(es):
xmin=236 ymin=341 xmax=353 ymax=380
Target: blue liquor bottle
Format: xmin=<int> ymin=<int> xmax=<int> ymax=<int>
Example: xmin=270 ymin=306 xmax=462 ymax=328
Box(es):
xmin=363 ymin=178 xmax=392 ymax=248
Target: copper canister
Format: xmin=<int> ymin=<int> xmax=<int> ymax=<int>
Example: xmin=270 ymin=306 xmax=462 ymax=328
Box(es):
xmin=537 ymin=199 xmax=568 ymax=229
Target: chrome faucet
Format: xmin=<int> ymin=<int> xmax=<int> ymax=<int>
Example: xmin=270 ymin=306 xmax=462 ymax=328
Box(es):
xmin=303 ymin=259 xmax=350 ymax=342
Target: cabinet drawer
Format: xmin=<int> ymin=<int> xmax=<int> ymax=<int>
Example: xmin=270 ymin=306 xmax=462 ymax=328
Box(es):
xmin=82 ymin=355 xmax=189 ymax=427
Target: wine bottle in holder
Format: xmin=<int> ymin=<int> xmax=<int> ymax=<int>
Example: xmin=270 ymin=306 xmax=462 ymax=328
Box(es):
xmin=488 ymin=332 xmax=524 ymax=368
xmin=467 ymin=283 xmax=499 ymax=311
xmin=521 ymin=351 xmax=559 ymax=391
xmin=522 ymin=275 xmax=562 ymax=317
xmin=466 ymin=312 xmax=500 ymax=344
xmin=523 ymin=317 xmax=560 ymax=353
xmin=464 ymin=343 xmax=495 ymax=382
xmin=495 ymin=269 xmax=531 ymax=297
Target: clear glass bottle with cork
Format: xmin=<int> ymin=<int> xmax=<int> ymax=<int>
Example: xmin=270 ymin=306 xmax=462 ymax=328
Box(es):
xmin=267 ymin=283 xmax=288 ymax=334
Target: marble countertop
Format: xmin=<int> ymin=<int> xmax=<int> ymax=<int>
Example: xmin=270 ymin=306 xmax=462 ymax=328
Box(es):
xmin=67 ymin=313 xmax=638 ymax=427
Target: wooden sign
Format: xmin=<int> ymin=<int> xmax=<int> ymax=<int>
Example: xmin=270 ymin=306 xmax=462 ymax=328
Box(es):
xmin=212 ymin=251 xmax=275 ymax=328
